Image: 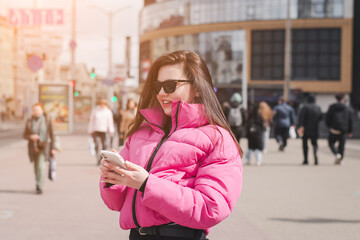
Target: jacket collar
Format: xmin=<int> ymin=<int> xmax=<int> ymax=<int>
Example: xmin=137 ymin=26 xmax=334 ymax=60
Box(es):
xmin=140 ymin=101 xmax=208 ymax=134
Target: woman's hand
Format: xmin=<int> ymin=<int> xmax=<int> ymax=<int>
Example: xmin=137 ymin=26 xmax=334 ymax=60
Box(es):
xmin=100 ymin=158 xmax=149 ymax=190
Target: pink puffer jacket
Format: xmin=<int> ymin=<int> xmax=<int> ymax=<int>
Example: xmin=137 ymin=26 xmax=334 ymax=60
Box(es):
xmin=100 ymin=101 xmax=243 ymax=234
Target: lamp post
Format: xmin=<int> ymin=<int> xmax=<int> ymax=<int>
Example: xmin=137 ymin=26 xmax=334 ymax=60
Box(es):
xmin=283 ymin=0 xmax=292 ymax=101
xmin=89 ymin=5 xmax=130 ymax=76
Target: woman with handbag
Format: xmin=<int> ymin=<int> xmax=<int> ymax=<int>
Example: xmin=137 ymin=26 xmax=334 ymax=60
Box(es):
xmin=99 ymin=51 xmax=243 ymax=239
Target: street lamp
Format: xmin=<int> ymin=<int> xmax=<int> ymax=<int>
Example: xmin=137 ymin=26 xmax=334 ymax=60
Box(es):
xmin=283 ymin=0 xmax=292 ymax=102
xmin=89 ymin=5 xmax=131 ymax=76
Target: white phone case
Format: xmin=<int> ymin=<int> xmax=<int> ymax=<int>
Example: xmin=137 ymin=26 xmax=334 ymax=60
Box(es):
xmin=99 ymin=150 xmax=127 ymax=169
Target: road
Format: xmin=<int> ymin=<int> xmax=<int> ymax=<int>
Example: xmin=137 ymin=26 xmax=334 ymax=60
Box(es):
xmin=1 ymin=125 xmax=360 ymax=240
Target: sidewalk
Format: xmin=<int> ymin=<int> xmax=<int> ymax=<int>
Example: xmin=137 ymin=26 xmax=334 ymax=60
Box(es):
xmin=0 ymin=133 xmax=359 ymax=240
xmin=0 ymin=120 xmax=24 ymax=131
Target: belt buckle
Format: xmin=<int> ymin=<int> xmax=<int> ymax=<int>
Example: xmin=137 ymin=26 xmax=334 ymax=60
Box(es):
xmin=138 ymin=227 xmax=148 ymax=236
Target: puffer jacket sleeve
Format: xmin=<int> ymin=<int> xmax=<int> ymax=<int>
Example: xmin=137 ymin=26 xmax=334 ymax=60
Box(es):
xmin=140 ymin=129 xmax=243 ymax=229
xmin=99 ymin=136 xmax=132 ymax=211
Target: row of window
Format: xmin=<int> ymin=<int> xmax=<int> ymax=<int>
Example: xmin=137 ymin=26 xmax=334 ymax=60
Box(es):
xmin=140 ymin=28 xmax=341 ymax=83
xmin=140 ymin=0 xmax=344 ymax=34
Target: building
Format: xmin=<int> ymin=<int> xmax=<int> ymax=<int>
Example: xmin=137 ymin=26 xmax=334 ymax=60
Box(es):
xmin=0 ymin=16 xmax=15 ymax=119
xmin=139 ymin=0 xmax=354 ymax=112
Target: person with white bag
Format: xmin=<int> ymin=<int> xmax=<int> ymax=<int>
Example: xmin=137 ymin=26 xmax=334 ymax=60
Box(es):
xmin=273 ymin=96 xmax=296 ymax=152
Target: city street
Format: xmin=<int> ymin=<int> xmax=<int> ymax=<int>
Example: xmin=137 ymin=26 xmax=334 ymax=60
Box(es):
xmin=1 ymin=124 xmax=360 ymax=240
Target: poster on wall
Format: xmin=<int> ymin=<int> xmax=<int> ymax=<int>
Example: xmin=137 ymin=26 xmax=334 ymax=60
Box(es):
xmin=39 ymin=83 xmax=72 ymax=133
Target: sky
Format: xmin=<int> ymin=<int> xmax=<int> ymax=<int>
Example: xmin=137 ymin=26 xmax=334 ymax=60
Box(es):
xmin=0 ymin=0 xmax=143 ymax=77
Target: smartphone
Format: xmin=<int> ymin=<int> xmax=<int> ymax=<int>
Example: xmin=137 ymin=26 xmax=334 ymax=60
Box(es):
xmin=99 ymin=150 xmax=127 ymax=169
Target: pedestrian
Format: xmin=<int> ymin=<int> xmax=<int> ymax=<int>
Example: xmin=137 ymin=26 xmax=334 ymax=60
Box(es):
xmin=23 ymin=103 xmax=56 ymax=194
xmin=325 ymin=94 xmax=353 ymax=165
xmin=88 ymin=98 xmax=115 ymax=165
xmin=118 ymin=98 xmax=137 ymax=148
xmin=273 ymin=96 xmax=296 ymax=151
xmin=224 ymin=92 xmax=246 ymax=144
xmin=99 ymin=50 xmax=243 ymax=240
xmin=245 ymin=103 xmax=265 ymax=166
xmin=297 ymin=94 xmax=323 ymax=165
xmin=258 ymin=101 xmax=273 ymax=153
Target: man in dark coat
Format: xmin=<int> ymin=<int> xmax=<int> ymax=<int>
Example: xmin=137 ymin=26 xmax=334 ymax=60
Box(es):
xmin=273 ymin=96 xmax=296 ymax=151
xmin=297 ymin=94 xmax=323 ymax=165
xmin=325 ymin=94 xmax=353 ymax=165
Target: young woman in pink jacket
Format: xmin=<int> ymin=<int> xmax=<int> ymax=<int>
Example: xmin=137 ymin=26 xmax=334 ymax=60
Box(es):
xmin=99 ymin=50 xmax=243 ymax=239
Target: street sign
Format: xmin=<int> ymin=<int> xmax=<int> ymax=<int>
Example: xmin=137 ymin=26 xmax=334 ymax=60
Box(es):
xmin=8 ymin=9 xmax=64 ymax=26
xmin=69 ymin=40 xmax=77 ymax=50
xmin=27 ymin=55 xmax=43 ymax=72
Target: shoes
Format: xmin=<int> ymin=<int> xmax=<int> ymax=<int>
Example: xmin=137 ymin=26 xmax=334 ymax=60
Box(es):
xmin=245 ymin=162 xmax=251 ymax=166
xmin=302 ymin=161 xmax=308 ymax=165
xmin=36 ymin=186 xmax=43 ymax=195
xmin=278 ymin=144 xmax=284 ymax=152
xmin=334 ymin=154 xmax=342 ymax=165
xmin=314 ymin=156 xmax=318 ymax=165
xmin=256 ymin=162 xmax=261 ymax=166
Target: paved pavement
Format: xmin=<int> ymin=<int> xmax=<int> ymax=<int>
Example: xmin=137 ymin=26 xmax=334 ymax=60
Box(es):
xmin=0 ymin=124 xmax=359 ymax=240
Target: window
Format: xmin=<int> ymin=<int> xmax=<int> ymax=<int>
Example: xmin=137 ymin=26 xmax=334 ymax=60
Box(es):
xmin=251 ymin=30 xmax=285 ymax=80
xmin=292 ymin=28 xmax=341 ymax=81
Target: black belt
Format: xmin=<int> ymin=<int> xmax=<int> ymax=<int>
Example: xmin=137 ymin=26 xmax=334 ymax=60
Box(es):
xmin=133 ymin=224 xmax=204 ymax=238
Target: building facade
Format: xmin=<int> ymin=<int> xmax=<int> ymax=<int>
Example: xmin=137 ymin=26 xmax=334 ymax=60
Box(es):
xmin=0 ymin=16 xmax=15 ymax=119
xmin=139 ymin=0 xmax=354 ymax=111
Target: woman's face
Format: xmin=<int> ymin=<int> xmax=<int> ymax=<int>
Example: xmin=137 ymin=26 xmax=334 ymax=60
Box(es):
xmin=156 ymin=64 xmax=196 ymax=116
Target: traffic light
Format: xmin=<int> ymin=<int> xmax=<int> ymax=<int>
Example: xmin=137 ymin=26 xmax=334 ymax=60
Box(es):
xmin=90 ymin=68 xmax=96 ymax=79
xmin=69 ymin=80 xmax=75 ymax=88
xmin=111 ymin=96 xmax=118 ymax=102
xmin=74 ymin=91 xmax=80 ymax=97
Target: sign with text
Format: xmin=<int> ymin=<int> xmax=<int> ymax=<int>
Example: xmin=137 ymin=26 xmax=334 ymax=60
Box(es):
xmin=8 ymin=9 xmax=64 ymax=26
xmin=39 ymin=84 xmax=70 ymax=133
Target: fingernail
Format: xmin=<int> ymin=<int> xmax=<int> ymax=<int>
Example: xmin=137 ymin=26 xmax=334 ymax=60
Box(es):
xmin=104 ymin=162 xmax=109 ymax=167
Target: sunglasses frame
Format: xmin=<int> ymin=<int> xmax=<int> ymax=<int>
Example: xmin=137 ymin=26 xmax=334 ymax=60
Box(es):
xmin=154 ymin=79 xmax=192 ymax=94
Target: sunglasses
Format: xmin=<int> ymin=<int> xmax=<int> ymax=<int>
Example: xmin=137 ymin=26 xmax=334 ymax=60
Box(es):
xmin=154 ymin=79 xmax=192 ymax=94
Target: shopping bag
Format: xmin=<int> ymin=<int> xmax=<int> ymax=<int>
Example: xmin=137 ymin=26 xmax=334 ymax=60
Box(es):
xmin=289 ymin=126 xmax=297 ymax=139
xmin=88 ymin=137 xmax=96 ymax=155
xmin=48 ymin=156 xmax=56 ymax=181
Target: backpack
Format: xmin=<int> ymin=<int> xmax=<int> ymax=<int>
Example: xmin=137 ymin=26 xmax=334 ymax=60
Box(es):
xmin=228 ymin=106 xmax=242 ymax=127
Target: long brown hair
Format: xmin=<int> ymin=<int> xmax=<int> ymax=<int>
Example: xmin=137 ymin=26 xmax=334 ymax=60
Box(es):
xmin=127 ymin=50 xmax=242 ymax=156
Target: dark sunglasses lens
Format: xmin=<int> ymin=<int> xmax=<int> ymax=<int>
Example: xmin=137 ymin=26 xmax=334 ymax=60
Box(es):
xmin=163 ymin=81 xmax=177 ymax=93
xmin=154 ymin=81 xmax=177 ymax=94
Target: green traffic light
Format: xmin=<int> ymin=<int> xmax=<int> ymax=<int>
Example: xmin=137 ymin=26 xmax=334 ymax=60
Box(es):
xmin=111 ymin=96 xmax=118 ymax=102
xmin=90 ymin=72 xmax=96 ymax=78
xmin=74 ymin=91 xmax=80 ymax=97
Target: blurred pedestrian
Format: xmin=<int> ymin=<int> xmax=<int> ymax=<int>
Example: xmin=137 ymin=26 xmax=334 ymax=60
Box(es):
xmin=23 ymin=103 xmax=56 ymax=194
xmin=88 ymin=98 xmax=115 ymax=165
xmin=297 ymin=94 xmax=323 ymax=165
xmin=258 ymin=101 xmax=273 ymax=153
xmin=245 ymin=103 xmax=265 ymax=166
xmin=224 ymin=92 xmax=246 ymax=143
xmin=325 ymin=94 xmax=353 ymax=165
xmin=99 ymin=50 xmax=242 ymax=239
xmin=118 ymin=98 xmax=137 ymax=148
xmin=273 ymin=96 xmax=296 ymax=151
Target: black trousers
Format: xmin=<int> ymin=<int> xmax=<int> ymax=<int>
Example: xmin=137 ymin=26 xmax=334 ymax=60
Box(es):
xmin=230 ymin=125 xmax=243 ymax=143
xmin=129 ymin=229 xmax=208 ymax=240
xmin=328 ymin=132 xmax=346 ymax=158
xmin=92 ymin=131 xmax=107 ymax=163
xmin=302 ymin=134 xmax=318 ymax=163
xmin=275 ymin=127 xmax=289 ymax=148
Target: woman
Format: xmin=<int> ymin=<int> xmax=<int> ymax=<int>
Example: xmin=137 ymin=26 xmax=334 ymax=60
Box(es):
xmin=99 ymin=51 xmax=243 ymax=239
xmin=118 ymin=98 xmax=137 ymax=147
xmin=258 ymin=101 xmax=273 ymax=153
xmin=245 ymin=103 xmax=265 ymax=166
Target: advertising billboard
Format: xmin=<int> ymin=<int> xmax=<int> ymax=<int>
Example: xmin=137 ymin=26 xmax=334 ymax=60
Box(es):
xmin=39 ymin=83 xmax=72 ymax=133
